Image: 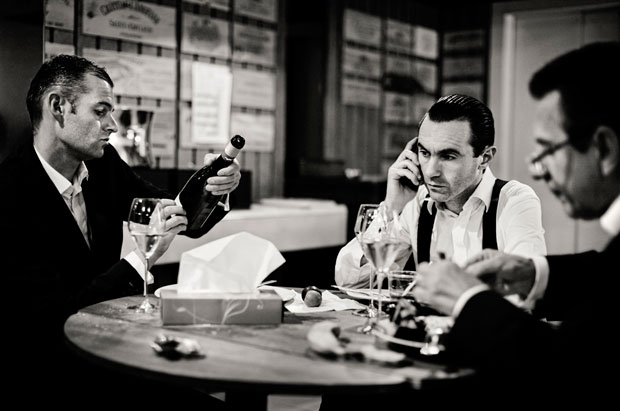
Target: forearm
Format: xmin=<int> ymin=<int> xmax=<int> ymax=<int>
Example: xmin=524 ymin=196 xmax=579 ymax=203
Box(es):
xmin=335 ymin=238 xmax=372 ymax=288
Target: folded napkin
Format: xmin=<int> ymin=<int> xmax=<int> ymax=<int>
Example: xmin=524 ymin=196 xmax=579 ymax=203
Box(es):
xmin=177 ymin=232 xmax=285 ymax=293
xmin=285 ymin=290 xmax=366 ymax=313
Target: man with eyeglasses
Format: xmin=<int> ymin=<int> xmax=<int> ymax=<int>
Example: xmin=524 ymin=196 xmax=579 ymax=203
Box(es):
xmin=412 ymin=42 xmax=620 ymax=404
xmin=335 ymin=94 xmax=547 ymax=299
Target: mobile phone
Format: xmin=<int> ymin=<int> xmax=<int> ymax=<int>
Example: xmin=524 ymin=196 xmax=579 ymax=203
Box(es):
xmin=399 ymin=139 xmax=422 ymax=190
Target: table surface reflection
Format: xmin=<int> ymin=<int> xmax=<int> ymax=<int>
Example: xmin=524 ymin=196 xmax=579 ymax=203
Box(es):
xmin=64 ymin=294 xmax=474 ymax=409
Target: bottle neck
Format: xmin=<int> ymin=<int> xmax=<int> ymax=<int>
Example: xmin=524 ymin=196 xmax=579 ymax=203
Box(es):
xmin=222 ymin=143 xmax=241 ymax=160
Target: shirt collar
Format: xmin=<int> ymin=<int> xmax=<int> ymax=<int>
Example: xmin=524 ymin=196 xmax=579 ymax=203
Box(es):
xmin=34 ymin=146 xmax=89 ymax=196
xmin=600 ymin=193 xmax=620 ymax=236
xmin=425 ymin=169 xmax=496 ymax=214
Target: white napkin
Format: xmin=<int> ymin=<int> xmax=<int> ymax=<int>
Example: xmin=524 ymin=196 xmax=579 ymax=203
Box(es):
xmin=177 ymin=232 xmax=285 ymax=293
xmin=285 ymin=290 xmax=367 ymax=313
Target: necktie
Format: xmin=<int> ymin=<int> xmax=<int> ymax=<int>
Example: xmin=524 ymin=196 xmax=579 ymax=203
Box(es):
xmin=68 ymin=185 xmax=91 ymax=248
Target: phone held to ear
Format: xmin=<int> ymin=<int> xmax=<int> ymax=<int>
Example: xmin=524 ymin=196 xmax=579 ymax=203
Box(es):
xmin=399 ymin=140 xmax=422 ymax=190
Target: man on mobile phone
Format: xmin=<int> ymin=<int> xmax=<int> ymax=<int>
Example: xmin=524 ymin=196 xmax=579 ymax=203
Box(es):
xmin=335 ymin=95 xmax=547 ymax=299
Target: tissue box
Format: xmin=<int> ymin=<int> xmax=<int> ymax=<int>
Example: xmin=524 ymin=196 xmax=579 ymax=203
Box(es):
xmin=160 ymin=289 xmax=283 ymax=325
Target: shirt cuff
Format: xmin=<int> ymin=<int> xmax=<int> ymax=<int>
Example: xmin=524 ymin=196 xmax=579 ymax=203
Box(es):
xmin=526 ymin=255 xmax=549 ymax=303
xmin=124 ymin=251 xmax=154 ymax=284
xmin=452 ymin=284 xmax=491 ymax=318
xmin=218 ymin=193 xmax=230 ymax=212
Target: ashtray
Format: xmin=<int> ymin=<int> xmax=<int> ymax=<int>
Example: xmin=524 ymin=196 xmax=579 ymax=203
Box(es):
xmin=150 ymin=334 xmax=205 ymax=360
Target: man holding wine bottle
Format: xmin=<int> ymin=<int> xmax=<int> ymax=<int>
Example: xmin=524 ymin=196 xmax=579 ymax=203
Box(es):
xmin=0 ymin=54 xmax=240 ymax=406
xmin=336 ymin=94 xmax=547 ymax=303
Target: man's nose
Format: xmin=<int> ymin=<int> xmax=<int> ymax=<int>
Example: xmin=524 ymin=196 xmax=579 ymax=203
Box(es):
xmin=424 ymin=157 xmax=441 ymax=178
xmin=105 ymin=114 xmax=118 ymax=133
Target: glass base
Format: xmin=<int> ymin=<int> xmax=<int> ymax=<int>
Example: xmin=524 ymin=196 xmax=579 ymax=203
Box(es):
xmin=420 ymin=343 xmax=442 ymax=356
xmin=356 ymin=318 xmax=389 ymax=334
xmin=128 ymin=298 xmax=157 ymax=313
xmin=356 ymin=322 xmax=375 ymax=334
xmin=352 ymin=306 xmax=377 ymax=318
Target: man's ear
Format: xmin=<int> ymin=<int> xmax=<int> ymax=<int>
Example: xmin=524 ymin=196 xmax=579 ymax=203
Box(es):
xmin=479 ymin=146 xmax=496 ymax=169
xmin=48 ymin=93 xmax=65 ymax=125
xmin=594 ymin=125 xmax=619 ymax=177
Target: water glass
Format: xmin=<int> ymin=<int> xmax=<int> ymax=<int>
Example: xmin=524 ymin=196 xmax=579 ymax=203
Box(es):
xmin=388 ymin=270 xmax=417 ymax=299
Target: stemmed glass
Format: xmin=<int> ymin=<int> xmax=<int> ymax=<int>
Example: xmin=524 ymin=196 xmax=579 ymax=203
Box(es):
xmin=355 ymin=204 xmax=409 ymax=333
xmin=352 ymin=204 xmax=381 ymax=321
xmin=360 ymin=224 xmax=408 ymax=332
xmin=127 ymin=198 xmax=165 ymax=313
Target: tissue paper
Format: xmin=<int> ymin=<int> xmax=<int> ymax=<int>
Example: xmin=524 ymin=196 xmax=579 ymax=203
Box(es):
xmin=160 ymin=232 xmax=286 ymax=325
xmin=177 ymin=232 xmax=285 ymax=293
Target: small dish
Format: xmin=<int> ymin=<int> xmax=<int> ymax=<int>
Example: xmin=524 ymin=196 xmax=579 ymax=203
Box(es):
xmin=344 ymin=288 xmax=396 ymax=303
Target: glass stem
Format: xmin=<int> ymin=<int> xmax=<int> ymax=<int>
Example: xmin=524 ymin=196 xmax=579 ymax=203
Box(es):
xmin=144 ymin=256 xmax=149 ymax=301
xmin=376 ymin=270 xmax=384 ymax=324
xmin=369 ymin=267 xmax=376 ymax=315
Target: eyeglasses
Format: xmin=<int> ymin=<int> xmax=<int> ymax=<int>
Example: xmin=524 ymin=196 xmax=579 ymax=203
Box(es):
xmin=528 ymin=140 xmax=570 ymax=179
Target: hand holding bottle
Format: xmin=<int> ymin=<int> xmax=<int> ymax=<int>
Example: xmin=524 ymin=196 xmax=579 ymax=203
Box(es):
xmin=147 ymin=199 xmax=188 ymax=267
xmin=202 ymin=152 xmax=241 ymax=196
xmin=177 ymin=135 xmax=245 ymax=238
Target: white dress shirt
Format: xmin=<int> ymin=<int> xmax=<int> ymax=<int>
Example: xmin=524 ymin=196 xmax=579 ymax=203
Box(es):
xmin=35 ymin=147 xmax=152 ymax=283
xmin=335 ymin=169 xmax=547 ymax=288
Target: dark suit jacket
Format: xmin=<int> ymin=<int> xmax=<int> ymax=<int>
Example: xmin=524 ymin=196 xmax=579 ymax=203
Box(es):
xmin=0 ymin=144 xmax=227 ymax=392
xmin=445 ymin=233 xmax=620 ymax=405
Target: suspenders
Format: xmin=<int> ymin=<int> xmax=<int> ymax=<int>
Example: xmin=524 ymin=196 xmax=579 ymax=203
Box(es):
xmin=482 ymin=179 xmax=508 ymax=250
xmin=404 ymin=178 xmax=508 ymax=270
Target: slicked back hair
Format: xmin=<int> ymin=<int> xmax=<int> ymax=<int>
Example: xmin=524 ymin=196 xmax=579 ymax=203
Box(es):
xmin=26 ymin=54 xmax=114 ymax=132
xmin=422 ymin=94 xmax=495 ymax=157
xmin=529 ymin=41 xmax=620 ymax=152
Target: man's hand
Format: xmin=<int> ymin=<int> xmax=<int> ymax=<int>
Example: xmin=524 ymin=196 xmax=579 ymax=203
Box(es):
xmin=148 ymin=199 xmax=187 ymax=267
xmin=464 ymin=250 xmax=536 ymax=299
xmin=203 ymin=153 xmax=241 ymax=195
xmin=412 ymin=260 xmax=483 ymax=315
xmin=384 ymin=137 xmax=422 ymax=215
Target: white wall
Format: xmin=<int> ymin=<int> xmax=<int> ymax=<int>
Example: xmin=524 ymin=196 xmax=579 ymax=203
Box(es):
xmin=489 ymin=0 xmax=619 ymax=253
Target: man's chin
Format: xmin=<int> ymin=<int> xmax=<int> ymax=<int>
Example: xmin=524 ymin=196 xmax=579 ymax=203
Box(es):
xmin=560 ymin=198 xmax=594 ymax=220
xmin=85 ymin=148 xmax=105 ymax=160
xmin=427 ymin=192 xmax=448 ymax=203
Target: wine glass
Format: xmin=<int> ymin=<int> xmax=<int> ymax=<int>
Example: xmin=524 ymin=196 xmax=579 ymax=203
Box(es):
xmin=354 ymin=204 xmax=409 ymax=333
xmin=351 ymin=204 xmax=380 ymax=321
xmin=127 ymin=198 xmax=165 ymax=313
xmin=361 ymin=235 xmax=408 ymax=332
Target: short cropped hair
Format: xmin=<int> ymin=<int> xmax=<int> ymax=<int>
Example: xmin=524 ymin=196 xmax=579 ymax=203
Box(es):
xmin=529 ymin=41 xmax=620 ymax=152
xmin=423 ymin=94 xmax=495 ymax=156
xmin=26 ymin=54 xmax=113 ymax=132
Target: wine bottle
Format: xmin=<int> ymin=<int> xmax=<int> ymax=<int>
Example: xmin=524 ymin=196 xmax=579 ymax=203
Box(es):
xmin=176 ymin=135 xmax=245 ymax=238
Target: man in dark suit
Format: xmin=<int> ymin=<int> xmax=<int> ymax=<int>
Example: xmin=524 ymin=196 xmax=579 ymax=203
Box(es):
xmin=0 ymin=55 xmax=240 ymax=405
xmin=412 ymin=41 xmax=620 ymax=405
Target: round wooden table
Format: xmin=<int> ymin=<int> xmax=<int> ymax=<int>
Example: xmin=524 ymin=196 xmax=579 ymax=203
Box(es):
xmin=64 ymin=295 xmax=475 ymax=410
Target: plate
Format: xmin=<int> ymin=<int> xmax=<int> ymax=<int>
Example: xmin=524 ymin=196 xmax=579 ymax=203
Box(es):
xmin=372 ymin=329 xmax=425 ymax=349
xmin=154 ymin=284 xmax=177 ymax=298
xmin=154 ymin=284 xmax=295 ymax=302
xmin=344 ymin=288 xmax=396 ymax=303
xmin=257 ymin=285 xmax=296 ymax=302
